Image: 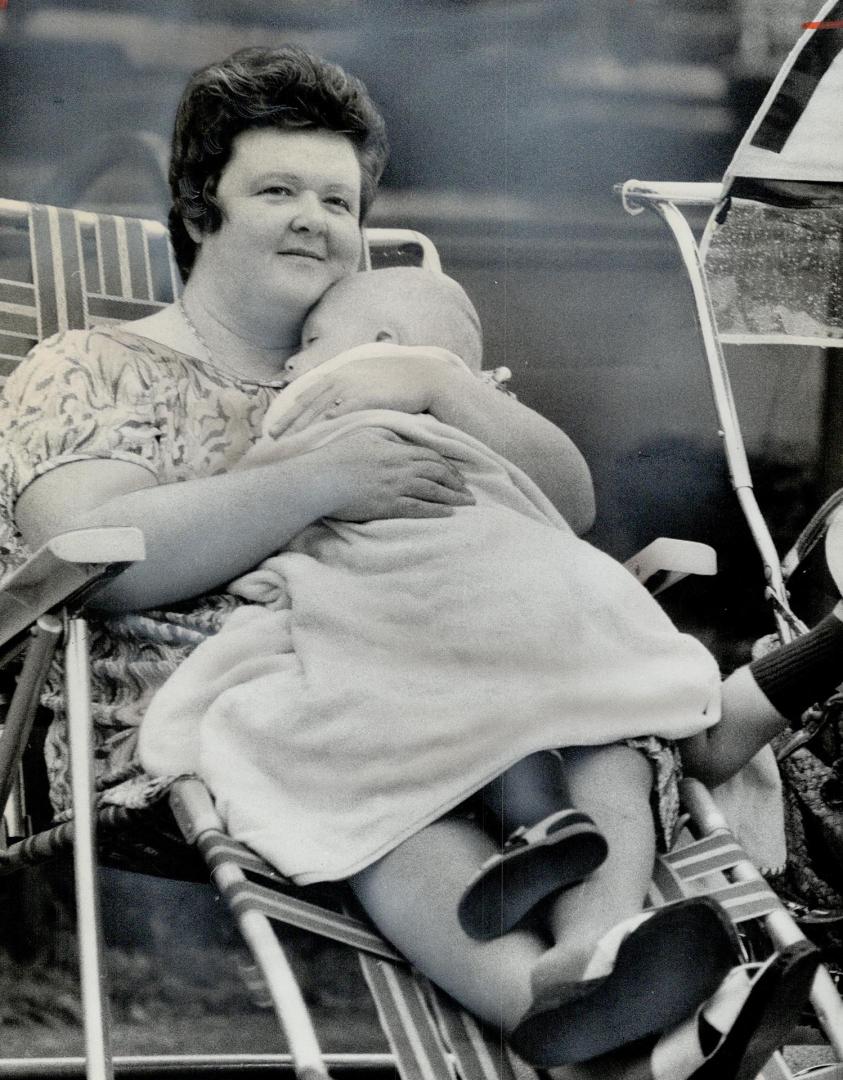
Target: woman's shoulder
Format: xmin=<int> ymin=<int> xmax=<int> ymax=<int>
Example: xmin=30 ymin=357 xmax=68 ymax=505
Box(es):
xmin=4 ymin=325 xmax=185 ymax=400
xmin=27 ymin=323 xmax=183 ymax=366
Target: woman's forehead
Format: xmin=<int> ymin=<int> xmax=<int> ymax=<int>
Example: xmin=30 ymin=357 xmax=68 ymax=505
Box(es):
xmin=220 ymin=127 xmax=362 ymax=191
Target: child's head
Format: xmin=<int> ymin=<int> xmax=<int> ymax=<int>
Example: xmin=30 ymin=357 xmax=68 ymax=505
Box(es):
xmin=288 ymin=267 xmax=483 ymax=378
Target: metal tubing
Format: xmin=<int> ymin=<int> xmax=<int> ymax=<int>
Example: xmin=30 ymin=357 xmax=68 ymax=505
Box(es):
xmin=65 ymin=618 xmax=114 ymax=1080
xmin=642 ymin=198 xmax=796 ymax=640
xmin=0 ymin=615 xmax=62 ymax=821
xmin=0 ymin=1054 xmax=397 ymax=1078
xmin=211 ymin=860 xmax=329 ymax=1080
xmin=617 ymin=180 xmax=723 ymax=210
xmin=682 ymin=780 xmax=843 ymax=1058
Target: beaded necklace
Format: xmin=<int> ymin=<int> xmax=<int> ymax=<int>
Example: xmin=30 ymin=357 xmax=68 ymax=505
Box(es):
xmin=177 ymin=298 xmax=290 ymax=387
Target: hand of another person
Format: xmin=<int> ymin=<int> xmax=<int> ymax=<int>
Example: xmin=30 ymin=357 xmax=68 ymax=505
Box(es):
xmin=307 ymin=426 xmax=475 ymax=521
xmin=269 ymin=345 xmax=469 ymax=437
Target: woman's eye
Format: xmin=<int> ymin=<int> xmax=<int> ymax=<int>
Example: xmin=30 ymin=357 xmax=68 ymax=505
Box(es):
xmin=260 ymin=185 xmax=293 ymax=196
xmin=325 ymin=196 xmax=351 ymax=211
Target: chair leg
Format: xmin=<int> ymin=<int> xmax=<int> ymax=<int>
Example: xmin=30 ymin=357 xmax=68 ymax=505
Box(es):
xmin=65 ymin=617 xmax=114 ymax=1080
xmin=170 ymin=780 xmax=330 ymax=1080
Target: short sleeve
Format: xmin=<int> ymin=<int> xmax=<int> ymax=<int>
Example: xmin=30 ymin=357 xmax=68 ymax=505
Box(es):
xmin=0 ymin=329 xmax=163 ymax=513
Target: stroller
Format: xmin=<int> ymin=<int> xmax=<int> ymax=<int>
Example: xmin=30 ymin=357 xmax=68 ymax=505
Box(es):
xmin=619 ymin=0 xmax=843 ymax=956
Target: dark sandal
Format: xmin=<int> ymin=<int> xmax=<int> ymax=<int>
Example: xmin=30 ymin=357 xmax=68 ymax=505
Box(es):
xmin=509 ymin=896 xmax=741 ymax=1067
xmin=669 ymin=941 xmax=821 ymax=1080
xmin=457 ymin=809 xmax=608 ymax=940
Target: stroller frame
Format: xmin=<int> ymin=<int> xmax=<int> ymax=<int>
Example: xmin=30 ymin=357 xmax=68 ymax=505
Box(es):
xmin=617 ymin=179 xmax=806 ymax=646
xmin=0 ymin=197 xmax=841 ymax=1080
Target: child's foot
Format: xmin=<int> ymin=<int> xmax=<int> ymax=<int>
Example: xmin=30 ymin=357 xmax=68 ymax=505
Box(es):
xmin=457 ymin=809 xmax=608 ymax=941
xmin=509 ymin=897 xmax=740 ymax=1067
xmin=645 ymin=940 xmax=819 ymax=1080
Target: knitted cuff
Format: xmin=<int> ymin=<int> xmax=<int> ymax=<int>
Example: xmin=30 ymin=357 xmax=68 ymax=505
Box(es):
xmin=749 ymin=612 xmax=843 ymax=721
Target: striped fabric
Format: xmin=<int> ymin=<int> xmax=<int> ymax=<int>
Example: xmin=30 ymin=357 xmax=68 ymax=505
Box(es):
xmin=649 ymin=829 xmax=782 ymax=925
xmin=0 ymin=198 xmax=180 ymax=381
xmin=358 ymin=955 xmax=456 ymax=1080
xmin=430 ymin=992 xmax=536 ymax=1080
xmin=197 ymin=827 xmax=405 ymax=963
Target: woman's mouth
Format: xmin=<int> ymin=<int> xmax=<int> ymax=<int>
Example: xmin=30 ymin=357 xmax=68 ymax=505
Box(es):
xmin=279 ymin=248 xmax=325 ymax=260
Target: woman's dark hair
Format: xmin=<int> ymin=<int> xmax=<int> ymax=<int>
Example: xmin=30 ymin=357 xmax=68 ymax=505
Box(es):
xmin=168 ymin=45 xmax=389 ymax=280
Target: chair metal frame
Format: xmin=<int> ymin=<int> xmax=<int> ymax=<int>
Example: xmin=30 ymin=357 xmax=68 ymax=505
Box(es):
xmin=1 ymin=198 xmax=841 ymax=1080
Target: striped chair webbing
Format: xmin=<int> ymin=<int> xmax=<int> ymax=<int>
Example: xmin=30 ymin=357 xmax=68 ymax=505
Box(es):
xmin=358 ymin=955 xmax=456 ymax=1080
xmin=197 ymin=828 xmax=404 ymax=964
xmin=197 ymin=824 xmax=533 ymax=1080
xmin=429 ymin=991 xmax=539 ymax=1080
xmin=650 ymin=830 xmax=781 ymax=923
xmin=0 ymin=199 xmax=180 ymax=381
xmin=0 ymin=804 xmax=136 ymax=875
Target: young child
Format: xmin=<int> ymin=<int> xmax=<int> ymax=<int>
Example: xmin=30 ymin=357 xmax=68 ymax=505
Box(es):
xmin=231 ymin=268 xmax=613 ymax=941
xmin=142 ymin=267 xmax=834 ymax=1075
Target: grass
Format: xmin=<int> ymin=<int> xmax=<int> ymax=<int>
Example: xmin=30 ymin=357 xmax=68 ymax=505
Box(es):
xmin=0 ymin=935 xmax=385 ymax=1058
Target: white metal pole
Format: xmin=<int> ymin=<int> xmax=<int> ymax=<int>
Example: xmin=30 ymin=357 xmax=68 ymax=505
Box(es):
xmin=65 ymin=617 xmax=114 ymax=1080
xmin=627 ymin=191 xmax=796 ymax=642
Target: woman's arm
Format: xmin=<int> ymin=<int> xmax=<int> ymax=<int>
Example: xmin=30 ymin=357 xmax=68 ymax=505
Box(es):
xmin=269 ymin=351 xmax=597 ymax=534
xmin=14 ymin=427 xmax=474 ymax=613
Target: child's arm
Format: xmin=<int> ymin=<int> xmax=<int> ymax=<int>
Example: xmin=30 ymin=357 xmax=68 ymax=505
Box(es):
xmin=678 ymin=665 xmax=788 ymax=787
xmin=272 ymin=346 xmax=596 ymax=534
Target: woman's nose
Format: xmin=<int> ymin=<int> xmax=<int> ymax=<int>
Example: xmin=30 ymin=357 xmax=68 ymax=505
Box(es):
xmin=289 ymin=191 xmax=326 ymax=234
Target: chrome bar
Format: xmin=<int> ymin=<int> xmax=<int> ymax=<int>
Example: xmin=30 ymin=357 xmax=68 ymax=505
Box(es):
xmin=0 ymin=615 xmax=63 ymax=827
xmin=172 ymin=781 xmax=330 ymax=1080
xmin=0 ymin=1055 xmax=398 ymax=1077
xmin=617 ymin=179 xmax=724 ymax=212
xmin=211 ymin=860 xmax=330 ymax=1080
xmin=626 ymin=192 xmax=795 ymax=642
xmin=65 ymin=618 xmax=114 ymax=1080
xmin=682 ymin=779 xmax=843 ymax=1059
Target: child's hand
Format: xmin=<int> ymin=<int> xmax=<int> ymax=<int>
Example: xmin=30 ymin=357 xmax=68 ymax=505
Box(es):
xmin=268 ymin=345 xmax=470 ymax=437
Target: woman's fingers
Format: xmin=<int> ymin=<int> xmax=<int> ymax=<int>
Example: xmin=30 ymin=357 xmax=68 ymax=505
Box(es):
xmin=393 ymin=498 xmax=456 ymax=519
xmin=415 ymin=459 xmax=472 ymax=493
xmin=407 ymin=478 xmax=475 ymax=506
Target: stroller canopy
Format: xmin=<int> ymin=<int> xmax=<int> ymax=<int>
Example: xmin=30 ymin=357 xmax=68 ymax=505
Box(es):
xmin=703 ymin=1 xmax=843 ymax=345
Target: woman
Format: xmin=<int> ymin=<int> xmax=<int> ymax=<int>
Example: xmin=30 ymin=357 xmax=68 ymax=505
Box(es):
xmin=0 ymin=45 xmax=823 ymax=1078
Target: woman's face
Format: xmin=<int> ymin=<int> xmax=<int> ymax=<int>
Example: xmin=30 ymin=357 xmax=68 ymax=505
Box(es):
xmin=193 ymin=127 xmax=364 ymax=320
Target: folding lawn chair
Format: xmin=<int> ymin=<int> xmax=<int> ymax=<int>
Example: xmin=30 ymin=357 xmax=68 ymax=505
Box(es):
xmin=0 ymin=193 xmax=841 ymax=1080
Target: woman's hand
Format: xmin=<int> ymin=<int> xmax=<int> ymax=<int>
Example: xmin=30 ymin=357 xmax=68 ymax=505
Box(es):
xmin=269 ymin=345 xmax=468 ymax=437
xmin=308 ymin=426 xmax=475 ymax=521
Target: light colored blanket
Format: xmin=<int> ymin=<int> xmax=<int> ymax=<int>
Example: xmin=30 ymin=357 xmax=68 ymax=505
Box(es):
xmin=139 ymin=406 xmax=723 ymax=885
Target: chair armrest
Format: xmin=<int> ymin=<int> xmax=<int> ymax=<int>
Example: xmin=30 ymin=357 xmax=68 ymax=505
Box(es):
xmin=0 ymin=527 xmax=146 ymax=652
xmin=624 ymin=538 xmax=717 ymax=596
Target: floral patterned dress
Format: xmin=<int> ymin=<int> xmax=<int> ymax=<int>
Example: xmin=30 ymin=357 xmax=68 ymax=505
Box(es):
xmin=0 ymin=325 xmax=287 ymax=820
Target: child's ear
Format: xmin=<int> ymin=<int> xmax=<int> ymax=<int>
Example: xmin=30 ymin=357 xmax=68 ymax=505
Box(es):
xmin=183 ymin=217 xmax=204 ymax=245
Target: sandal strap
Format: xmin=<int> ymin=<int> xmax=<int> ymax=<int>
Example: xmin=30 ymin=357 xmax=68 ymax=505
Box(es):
xmin=502 ymin=809 xmax=599 ymax=851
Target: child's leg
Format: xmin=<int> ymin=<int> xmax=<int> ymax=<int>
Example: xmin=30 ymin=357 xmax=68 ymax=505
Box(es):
xmin=531 ymin=743 xmax=656 ymax=995
xmin=349 ymin=814 xmax=544 ymax=1031
xmin=459 ymin=752 xmax=608 ymax=940
xmin=479 ymin=750 xmax=574 ymax=835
